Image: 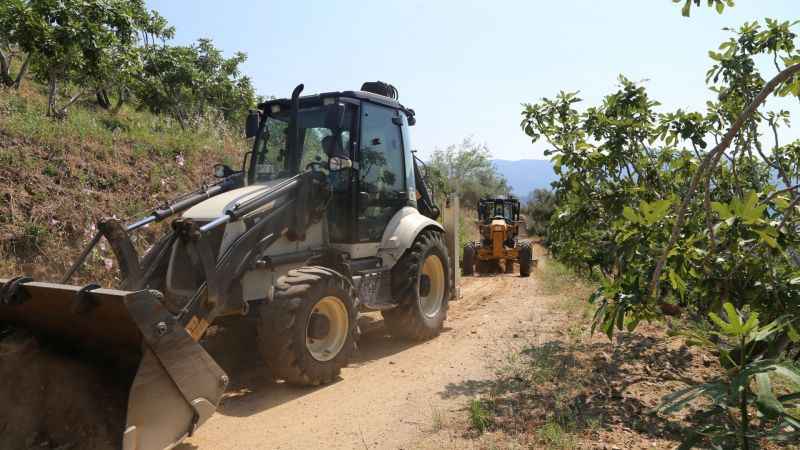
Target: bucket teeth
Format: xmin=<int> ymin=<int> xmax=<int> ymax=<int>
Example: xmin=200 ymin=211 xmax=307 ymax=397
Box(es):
xmin=0 ymin=276 xmax=33 ymax=305
xmin=71 ymin=283 xmax=102 ymax=315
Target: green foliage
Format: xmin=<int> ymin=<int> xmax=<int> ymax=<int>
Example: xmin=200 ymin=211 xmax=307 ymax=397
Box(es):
xmin=524 ymin=188 xmax=556 ymax=237
xmin=658 ymin=303 xmax=800 ymax=448
xmin=0 ymin=1 xmax=253 ymax=126
xmin=2 ymin=0 xmax=150 ymax=116
xmin=134 ymin=39 xmax=255 ymax=129
xmin=521 ymin=18 xmax=800 ymax=340
xmin=674 ymin=0 xmax=734 ymax=17
xmin=427 ymin=137 xmax=510 ymax=207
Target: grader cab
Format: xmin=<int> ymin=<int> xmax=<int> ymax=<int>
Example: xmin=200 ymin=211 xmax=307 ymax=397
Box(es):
xmin=462 ymin=197 xmax=533 ymax=276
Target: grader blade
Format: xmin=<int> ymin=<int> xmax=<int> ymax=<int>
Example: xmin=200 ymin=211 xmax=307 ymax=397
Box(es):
xmin=0 ymin=278 xmax=228 ymax=450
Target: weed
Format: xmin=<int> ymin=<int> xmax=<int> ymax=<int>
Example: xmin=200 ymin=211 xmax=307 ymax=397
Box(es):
xmin=537 ymin=420 xmax=578 ymax=449
xmin=430 ymin=407 xmax=445 ymax=432
xmin=42 ymin=163 xmax=59 ymax=178
xmin=100 ymin=116 xmax=130 ymax=133
xmin=468 ymin=398 xmax=492 ymax=433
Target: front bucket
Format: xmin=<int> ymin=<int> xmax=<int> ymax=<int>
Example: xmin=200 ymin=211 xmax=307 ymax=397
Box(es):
xmin=0 ymin=279 xmax=228 ymax=450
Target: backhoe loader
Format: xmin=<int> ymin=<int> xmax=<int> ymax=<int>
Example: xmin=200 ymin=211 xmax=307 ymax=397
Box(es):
xmin=0 ymin=82 xmax=453 ymax=450
xmin=462 ymin=197 xmax=533 ymax=276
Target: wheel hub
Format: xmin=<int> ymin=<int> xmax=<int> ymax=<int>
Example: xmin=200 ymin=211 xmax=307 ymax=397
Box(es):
xmin=418 ymin=254 xmax=446 ymax=319
xmin=305 ymin=296 xmax=349 ymax=362
xmin=419 ymin=274 xmax=432 ymax=297
xmin=307 ymin=313 xmax=331 ymax=340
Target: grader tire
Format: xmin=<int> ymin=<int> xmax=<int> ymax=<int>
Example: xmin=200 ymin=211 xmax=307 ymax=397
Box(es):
xmin=519 ymin=241 xmax=533 ymax=277
xmin=258 ymin=266 xmax=359 ymax=386
xmin=383 ymin=229 xmax=451 ymax=340
xmin=462 ymin=241 xmax=476 ymax=275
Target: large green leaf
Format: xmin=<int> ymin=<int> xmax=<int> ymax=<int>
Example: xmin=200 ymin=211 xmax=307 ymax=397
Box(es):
xmin=639 ymin=198 xmax=673 ymax=225
xmin=755 ymin=373 xmax=784 ymax=418
xmin=711 ymin=201 xmax=733 ymax=219
xmin=709 ymin=303 xmax=743 ymax=336
xmin=622 ymin=206 xmax=641 ymax=224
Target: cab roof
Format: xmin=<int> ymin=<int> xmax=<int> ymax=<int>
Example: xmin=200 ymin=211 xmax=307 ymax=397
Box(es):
xmin=258 ymin=90 xmax=415 ymax=123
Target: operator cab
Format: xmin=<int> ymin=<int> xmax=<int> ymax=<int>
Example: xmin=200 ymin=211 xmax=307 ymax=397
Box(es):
xmin=244 ymin=83 xmax=419 ymax=246
xmin=478 ymin=198 xmax=520 ymax=224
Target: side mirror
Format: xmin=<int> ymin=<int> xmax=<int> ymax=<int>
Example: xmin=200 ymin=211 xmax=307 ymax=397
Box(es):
xmin=213 ymin=164 xmax=234 ymax=178
xmin=245 ymin=110 xmax=261 ymax=138
xmin=324 ymin=103 xmax=345 ymax=130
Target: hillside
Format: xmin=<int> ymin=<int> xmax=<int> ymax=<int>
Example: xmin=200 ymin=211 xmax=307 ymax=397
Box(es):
xmin=0 ymin=84 xmax=246 ymax=285
xmin=491 ymin=159 xmax=556 ymax=198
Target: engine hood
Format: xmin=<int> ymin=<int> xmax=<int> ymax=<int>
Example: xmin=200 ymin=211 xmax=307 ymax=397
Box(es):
xmin=183 ymin=180 xmax=287 ymax=220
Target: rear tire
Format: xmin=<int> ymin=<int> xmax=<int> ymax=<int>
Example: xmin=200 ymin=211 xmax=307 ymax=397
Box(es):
xmin=519 ymin=241 xmax=533 ymax=277
xmin=258 ymin=266 xmax=359 ymax=386
xmin=383 ymin=229 xmax=451 ymax=340
xmin=462 ymin=242 xmax=476 ymax=275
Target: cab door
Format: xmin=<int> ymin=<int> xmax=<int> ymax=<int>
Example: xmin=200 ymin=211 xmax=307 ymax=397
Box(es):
xmin=356 ymin=103 xmax=408 ymax=242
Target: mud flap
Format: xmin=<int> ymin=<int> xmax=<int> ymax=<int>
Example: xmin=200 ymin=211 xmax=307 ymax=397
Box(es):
xmin=0 ymin=279 xmax=228 ymax=450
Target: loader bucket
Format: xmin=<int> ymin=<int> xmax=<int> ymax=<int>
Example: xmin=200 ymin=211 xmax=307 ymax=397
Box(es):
xmin=0 ymin=278 xmax=228 ymax=450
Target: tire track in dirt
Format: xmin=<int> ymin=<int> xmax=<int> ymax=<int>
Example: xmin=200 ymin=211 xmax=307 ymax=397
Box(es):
xmin=183 ymin=267 xmax=550 ymax=450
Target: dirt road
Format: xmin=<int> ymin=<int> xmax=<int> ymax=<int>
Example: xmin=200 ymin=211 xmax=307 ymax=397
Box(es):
xmin=184 ymin=265 xmax=551 ymax=450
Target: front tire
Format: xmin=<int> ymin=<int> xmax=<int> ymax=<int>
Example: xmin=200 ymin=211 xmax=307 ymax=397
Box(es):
xmin=383 ymin=229 xmax=451 ymax=340
xmin=462 ymin=241 xmax=476 ymax=275
xmin=519 ymin=242 xmax=533 ymax=277
xmin=258 ymin=266 xmax=359 ymax=385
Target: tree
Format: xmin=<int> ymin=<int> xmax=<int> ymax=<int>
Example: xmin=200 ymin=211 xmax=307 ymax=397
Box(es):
xmin=0 ymin=2 xmax=30 ymax=88
xmin=521 ymin=18 xmax=800 ymax=338
xmin=524 ymin=189 xmax=556 ymax=238
xmin=427 ymin=137 xmax=510 ymax=206
xmin=3 ymin=0 xmax=149 ymax=117
xmin=134 ymin=39 xmax=255 ymax=129
xmin=95 ymin=8 xmax=175 ymax=113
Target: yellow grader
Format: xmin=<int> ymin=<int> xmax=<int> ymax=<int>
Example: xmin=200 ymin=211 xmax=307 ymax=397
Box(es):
xmin=462 ymin=197 xmax=533 ymax=276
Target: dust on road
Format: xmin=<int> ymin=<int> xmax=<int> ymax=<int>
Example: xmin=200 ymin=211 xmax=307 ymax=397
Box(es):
xmin=184 ymin=262 xmax=551 ymax=450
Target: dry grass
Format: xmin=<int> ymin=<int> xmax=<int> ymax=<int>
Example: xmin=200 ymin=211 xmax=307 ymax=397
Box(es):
xmin=0 ymin=83 xmax=246 ymax=286
xmin=452 ymin=259 xmax=725 ymax=449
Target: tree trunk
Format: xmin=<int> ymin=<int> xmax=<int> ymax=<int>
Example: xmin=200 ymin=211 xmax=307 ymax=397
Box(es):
xmin=110 ymin=87 xmax=127 ymax=115
xmin=12 ymin=54 xmax=30 ymax=89
xmin=0 ymin=47 xmax=11 ymax=87
xmin=96 ymin=88 xmax=112 ymax=110
xmin=47 ymin=74 xmax=58 ymax=117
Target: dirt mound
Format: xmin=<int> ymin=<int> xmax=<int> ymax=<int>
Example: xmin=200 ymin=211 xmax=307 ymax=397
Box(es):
xmin=0 ymin=328 xmax=132 ymax=450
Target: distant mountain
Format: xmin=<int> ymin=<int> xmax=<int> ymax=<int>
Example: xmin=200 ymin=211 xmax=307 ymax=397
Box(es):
xmin=492 ymin=159 xmax=557 ymax=198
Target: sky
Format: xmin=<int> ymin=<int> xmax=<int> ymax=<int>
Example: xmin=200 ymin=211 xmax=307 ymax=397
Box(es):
xmin=146 ymin=0 xmax=799 ymax=161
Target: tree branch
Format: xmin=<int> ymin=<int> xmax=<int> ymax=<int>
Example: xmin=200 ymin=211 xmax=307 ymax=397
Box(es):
xmin=13 ymin=54 xmax=30 ymax=89
xmin=766 ymin=183 xmax=800 ymax=202
xmin=648 ymin=62 xmax=800 ymax=299
xmin=56 ymin=89 xmax=85 ymax=116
